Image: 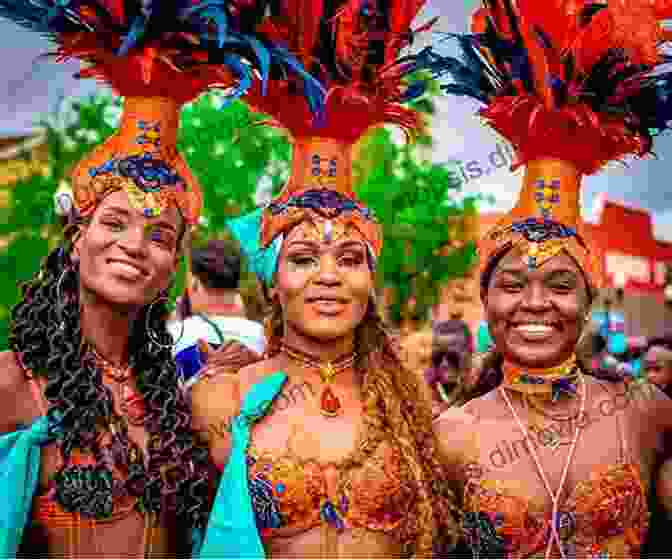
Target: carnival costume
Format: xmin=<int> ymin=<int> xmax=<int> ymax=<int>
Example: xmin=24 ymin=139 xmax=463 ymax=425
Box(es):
xmin=198 ymin=1 xmax=457 ymax=557
xmin=437 ymin=0 xmax=672 ymax=557
xmin=0 ymin=0 xmax=323 ymax=556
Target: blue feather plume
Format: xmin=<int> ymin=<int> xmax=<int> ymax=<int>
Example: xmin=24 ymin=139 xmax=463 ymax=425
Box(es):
xmin=0 ymin=0 xmax=326 ymax=119
xmin=270 ymin=45 xmax=327 ymax=124
xmin=436 ymin=2 xmax=672 ymax=156
xmin=118 ymin=15 xmax=147 ymax=56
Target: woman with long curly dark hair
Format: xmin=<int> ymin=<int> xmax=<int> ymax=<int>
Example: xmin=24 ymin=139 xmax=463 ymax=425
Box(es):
xmin=0 ymin=0 xmax=337 ymax=554
xmin=0 ymin=1 xmax=318 ymax=555
xmin=3 ymin=186 xmax=212 ymax=556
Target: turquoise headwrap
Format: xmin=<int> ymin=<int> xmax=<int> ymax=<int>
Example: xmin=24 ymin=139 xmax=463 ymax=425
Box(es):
xmin=227 ymin=209 xmax=282 ymax=287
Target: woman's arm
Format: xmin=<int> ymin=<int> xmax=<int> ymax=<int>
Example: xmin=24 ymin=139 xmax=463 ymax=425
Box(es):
xmin=433 ymin=407 xmax=480 ymax=492
xmin=0 ymin=351 xmax=37 ymax=433
xmin=190 ymin=367 xmax=241 ymax=469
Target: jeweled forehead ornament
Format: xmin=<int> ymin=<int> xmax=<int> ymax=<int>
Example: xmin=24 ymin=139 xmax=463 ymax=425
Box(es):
xmin=71 ymin=96 xmax=203 ymax=226
xmin=257 ymin=139 xmax=383 ymax=266
xmin=478 ymin=159 xmax=604 ymax=293
xmin=324 ymin=219 xmax=333 ymax=243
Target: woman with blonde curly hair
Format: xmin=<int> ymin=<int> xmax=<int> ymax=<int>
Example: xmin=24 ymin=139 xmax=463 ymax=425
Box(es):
xmin=189 ymin=2 xmax=461 ymax=557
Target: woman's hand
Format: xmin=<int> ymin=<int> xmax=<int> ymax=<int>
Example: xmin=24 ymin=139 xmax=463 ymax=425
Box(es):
xmin=198 ymin=340 xmax=262 ymax=380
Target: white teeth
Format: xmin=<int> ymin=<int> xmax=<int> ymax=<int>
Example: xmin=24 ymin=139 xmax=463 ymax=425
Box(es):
xmin=516 ymin=325 xmax=553 ymax=333
xmin=112 ymin=262 xmax=143 ymax=276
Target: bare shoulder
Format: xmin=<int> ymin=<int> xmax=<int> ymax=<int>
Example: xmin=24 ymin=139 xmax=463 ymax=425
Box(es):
xmin=0 ymin=351 xmax=33 ymax=431
xmin=433 ymin=398 xmax=484 ymax=480
xmin=190 ymin=369 xmax=240 ymax=426
xmin=236 ymin=356 xmax=287 ymax=398
xmin=0 ymin=351 xmax=23 ymax=390
xmin=191 ymin=355 xmax=285 ymax=421
xmin=596 ymin=377 xmax=672 ymax=424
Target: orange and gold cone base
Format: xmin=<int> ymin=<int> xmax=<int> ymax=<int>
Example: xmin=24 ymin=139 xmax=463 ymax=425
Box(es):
xmin=479 ymin=158 xmax=604 ymax=290
xmin=70 ymin=96 xmax=203 ymax=225
xmin=278 ymin=136 xmax=356 ymax=201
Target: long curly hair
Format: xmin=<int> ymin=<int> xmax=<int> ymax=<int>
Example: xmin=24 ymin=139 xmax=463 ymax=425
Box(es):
xmin=9 ymin=236 xmax=211 ymax=532
xmin=264 ymin=299 xmax=461 ymax=557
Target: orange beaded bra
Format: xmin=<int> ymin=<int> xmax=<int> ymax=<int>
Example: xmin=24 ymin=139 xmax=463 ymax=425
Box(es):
xmin=462 ymin=400 xmax=649 ymax=558
xmin=243 ymin=435 xmax=417 ymax=542
xmin=464 ymin=463 xmax=648 ymax=558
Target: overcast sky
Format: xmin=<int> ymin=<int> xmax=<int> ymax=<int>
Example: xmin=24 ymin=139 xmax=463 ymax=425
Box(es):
xmin=1 ymin=1 xmax=672 ymax=240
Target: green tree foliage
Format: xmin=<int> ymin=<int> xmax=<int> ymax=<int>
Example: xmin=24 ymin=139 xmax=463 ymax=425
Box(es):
xmin=178 ymin=92 xmax=291 ymax=233
xmin=357 ymin=127 xmax=477 ymax=324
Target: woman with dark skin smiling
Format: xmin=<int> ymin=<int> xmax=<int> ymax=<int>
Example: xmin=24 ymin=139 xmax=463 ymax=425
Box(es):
xmin=437 ymin=238 xmax=672 ymax=558
xmin=0 ymin=1 xmax=319 ymax=555
xmin=434 ymin=0 xmax=672 ymax=557
xmin=0 ymin=187 xmax=211 ymax=556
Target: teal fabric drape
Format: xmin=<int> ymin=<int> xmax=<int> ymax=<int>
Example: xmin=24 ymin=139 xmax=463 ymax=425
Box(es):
xmin=198 ymin=371 xmax=287 ymax=559
xmin=0 ymin=415 xmax=55 ymax=558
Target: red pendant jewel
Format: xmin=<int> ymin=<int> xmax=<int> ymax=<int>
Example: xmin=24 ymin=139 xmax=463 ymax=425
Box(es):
xmin=121 ymin=385 xmax=147 ymax=426
xmin=320 ymin=386 xmax=342 ymax=417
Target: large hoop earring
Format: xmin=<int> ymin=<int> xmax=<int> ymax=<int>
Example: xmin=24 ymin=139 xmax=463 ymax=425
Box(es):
xmin=55 ymin=266 xmax=74 ymax=332
xmin=146 ymin=297 xmax=184 ymax=349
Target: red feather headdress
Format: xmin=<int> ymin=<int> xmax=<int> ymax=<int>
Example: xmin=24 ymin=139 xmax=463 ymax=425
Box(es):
xmin=437 ymin=0 xmax=672 ymax=290
xmin=0 ymin=0 xmax=324 ymax=225
xmin=233 ymin=0 xmax=437 ymax=264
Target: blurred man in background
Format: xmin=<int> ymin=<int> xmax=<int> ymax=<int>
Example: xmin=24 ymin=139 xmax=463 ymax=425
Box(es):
xmin=168 ymin=240 xmax=265 ymax=387
xmin=424 ymin=319 xmax=475 ymax=417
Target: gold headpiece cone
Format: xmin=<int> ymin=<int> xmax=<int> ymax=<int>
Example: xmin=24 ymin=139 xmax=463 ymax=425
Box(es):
xmin=71 ymin=96 xmax=203 ymax=226
xmin=479 ymin=157 xmax=604 ymax=291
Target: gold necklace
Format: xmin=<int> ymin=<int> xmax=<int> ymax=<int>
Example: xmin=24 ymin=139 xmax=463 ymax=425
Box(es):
xmin=281 ymin=343 xmax=356 ymax=417
xmin=92 ymin=349 xmax=147 ymax=427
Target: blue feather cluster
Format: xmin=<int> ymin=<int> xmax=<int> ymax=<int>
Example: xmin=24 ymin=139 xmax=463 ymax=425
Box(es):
xmin=428 ymin=2 xmax=672 ymax=141
xmin=0 ymin=0 xmax=325 ymax=111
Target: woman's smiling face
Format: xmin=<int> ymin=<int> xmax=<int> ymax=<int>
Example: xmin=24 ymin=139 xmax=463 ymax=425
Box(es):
xmin=271 ymin=219 xmax=373 ymax=342
xmin=74 ymin=190 xmax=182 ymax=308
xmin=485 ymin=248 xmax=590 ymax=369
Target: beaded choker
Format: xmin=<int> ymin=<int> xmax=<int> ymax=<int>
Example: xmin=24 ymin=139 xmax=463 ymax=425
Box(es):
xmin=502 ymin=354 xmax=579 ymax=402
xmin=281 ymin=343 xmax=356 ymax=417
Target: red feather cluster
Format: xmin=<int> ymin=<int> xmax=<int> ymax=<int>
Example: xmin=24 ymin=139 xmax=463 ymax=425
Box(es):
xmin=249 ymin=0 xmax=431 ymax=141
xmin=57 ymin=33 xmax=237 ymax=104
xmin=475 ymin=0 xmax=672 ymax=174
